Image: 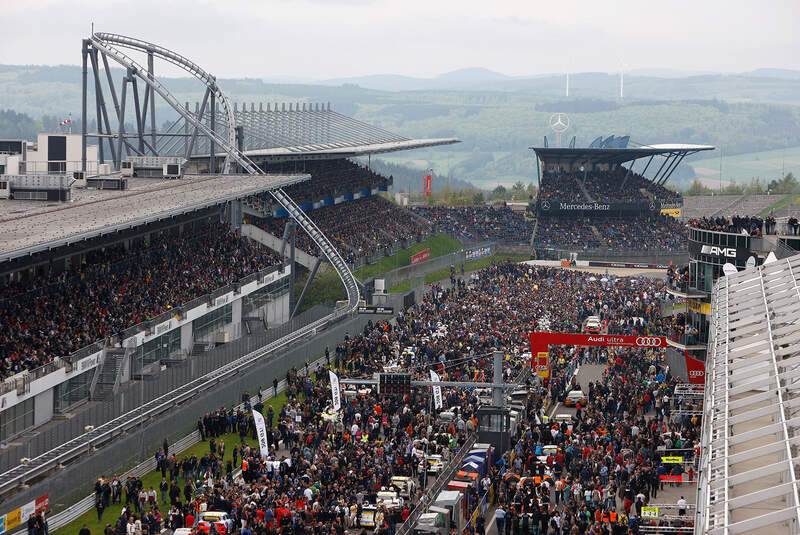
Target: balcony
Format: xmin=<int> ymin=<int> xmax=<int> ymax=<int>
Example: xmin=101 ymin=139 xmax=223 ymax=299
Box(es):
xmin=666 ymin=327 xmax=707 ymax=351
xmin=666 ymin=278 xmax=708 ymax=299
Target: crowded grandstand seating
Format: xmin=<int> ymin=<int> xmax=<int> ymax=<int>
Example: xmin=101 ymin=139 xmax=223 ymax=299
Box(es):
xmin=0 ymin=227 xmax=281 ymax=379
xmin=539 ymin=168 xmax=681 ymax=203
xmin=255 ymin=196 xmax=431 ymax=264
xmin=101 ymin=261 xmax=695 ymax=535
xmin=410 ymin=205 xmax=534 ymax=243
xmin=535 ymin=215 xmax=687 ymax=251
xmin=257 ymin=159 xmax=390 ymax=206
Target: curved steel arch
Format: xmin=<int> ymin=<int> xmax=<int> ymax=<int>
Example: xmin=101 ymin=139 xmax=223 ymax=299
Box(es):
xmin=91 ymin=32 xmax=237 ymax=173
xmin=89 ymin=32 xmax=359 ymax=309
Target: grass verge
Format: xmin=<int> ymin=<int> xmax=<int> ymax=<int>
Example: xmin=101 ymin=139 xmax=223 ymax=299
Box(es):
xmin=354 ymin=234 xmax=462 ymax=280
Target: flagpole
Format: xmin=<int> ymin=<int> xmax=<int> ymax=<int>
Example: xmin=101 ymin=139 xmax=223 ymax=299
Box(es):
xmin=69 ymin=113 xmax=72 ymax=135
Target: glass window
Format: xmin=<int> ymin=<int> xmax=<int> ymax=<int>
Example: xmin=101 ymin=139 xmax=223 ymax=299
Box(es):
xmin=55 ymin=369 xmax=93 ymax=413
xmin=137 ymin=328 xmax=182 ymax=366
xmin=0 ymin=397 xmax=35 ymax=441
xmin=193 ymin=303 xmax=232 ymax=341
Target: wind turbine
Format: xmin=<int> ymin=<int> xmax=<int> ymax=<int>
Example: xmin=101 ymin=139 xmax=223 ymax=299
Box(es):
xmin=618 ymin=59 xmax=628 ymax=100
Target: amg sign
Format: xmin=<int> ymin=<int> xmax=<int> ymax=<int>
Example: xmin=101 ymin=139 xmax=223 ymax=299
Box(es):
xmin=690 ymin=240 xmax=751 ymax=261
xmin=700 ymin=245 xmax=736 ymax=258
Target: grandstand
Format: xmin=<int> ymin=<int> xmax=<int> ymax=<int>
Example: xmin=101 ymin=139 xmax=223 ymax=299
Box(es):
xmin=530 ymin=139 xmax=713 ymax=261
xmin=0 ymin=32 xmax=463 ymax=522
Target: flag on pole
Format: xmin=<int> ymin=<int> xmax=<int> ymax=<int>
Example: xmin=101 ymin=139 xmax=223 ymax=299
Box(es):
xmin=252 ymin=410 xmax=270 ymax=459
xmin=430 ymin=369 xmax=443 ymax=409
xmin=59 ymin=118 xmax=71 ymax=126
xmin=329 ymin=370 xmax=341 ymax=411
xmin=425 ymin=174 xmax=432 ymax=197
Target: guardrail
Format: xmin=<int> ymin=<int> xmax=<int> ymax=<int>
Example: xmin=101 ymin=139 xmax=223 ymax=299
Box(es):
xmin=396 ymin=435 xmax=477 ymax=535
xmin=40 ymin=350 xmax=328 ymax=534
xmin=0 ymin=301 xmax=353 ymax=498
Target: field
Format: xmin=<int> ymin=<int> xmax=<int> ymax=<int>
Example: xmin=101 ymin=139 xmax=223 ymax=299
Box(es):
xmin=353 ymin=233 xmax=462 ymax=280
xmin=688 ymin=145 xmax=800 ymax=185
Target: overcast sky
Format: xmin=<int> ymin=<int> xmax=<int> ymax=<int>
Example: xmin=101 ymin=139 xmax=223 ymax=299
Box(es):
xmin=2 ymin=0 xmax=797 ymax=80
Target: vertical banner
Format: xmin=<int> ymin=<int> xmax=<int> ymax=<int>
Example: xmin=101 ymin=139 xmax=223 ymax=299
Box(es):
xmin=536 ymin=352 xmax=550 ymax=378
xmin=425 ymin=174 xmax=432 ymax=197
xmin=329 ymin=370 xmax=341 ymax=411
xmin=430 ymin=370 xmax=443 ymax=410
xmin=252 ymin=410 xmax=270 ymax=459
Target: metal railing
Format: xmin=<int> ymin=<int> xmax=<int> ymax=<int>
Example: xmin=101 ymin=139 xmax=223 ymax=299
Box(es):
xmin=0 ymin=300 xmax=352 ymax=497
xmin=40 ymin=348 xmax=329 ymax=534
xmin=0 ymin=264 xmax=282 ymax=397
xmin=396 ymin=434 xmax=478 ymax=535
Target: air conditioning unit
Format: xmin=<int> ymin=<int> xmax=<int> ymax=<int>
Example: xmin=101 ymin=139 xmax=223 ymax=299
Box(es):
xmin=163 ymin=163 xmax=182 ymax=179
xmin=121 ymin=161 xmax=134 ymax=177
xmin=98 ymin=163 xmax=111 ymax=175
xmin=73 ymin=170 xmax=86 ymax=187
xmin=0 ymin=180 xmax=9 ymax=199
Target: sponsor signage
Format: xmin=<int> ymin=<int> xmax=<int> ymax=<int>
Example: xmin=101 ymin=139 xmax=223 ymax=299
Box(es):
xmin=357 ymin=306 xmax=394 ymax=315
xmin=1 ymin=494 xmax=48 ymax=532
xmin=641 ymin=507 xmax=659 ymax=518
xmin=660 ymin=207 xmax=682 ymax=218
xmin=535 ymin=352 xmax=550 ymax=379
xmin=466 ymin=245 xmax=492 ymax=262
xmin=528 ymin=332 xmax=667 ymax=363
xmin=685 ymin=354 xmax=706 ymax=385
xmin=587 ymin=261 xmax=672 ymax=270
xmin=689 ymin=240 xmax=751 ymax=261
xmin=687 ymin=299 xmax=711 ymax=315
xmin=537 ymin=198 xmax=680 ymax=216
xmin=659 ymin=475 xmax=683 ymax=482
xmin=424 ymin=174 xmax=432 ymax=197
xmin=661 ymin=456 xmax=683 ymax=463
xmin=410 ymin=249 xmax=430 ymax=265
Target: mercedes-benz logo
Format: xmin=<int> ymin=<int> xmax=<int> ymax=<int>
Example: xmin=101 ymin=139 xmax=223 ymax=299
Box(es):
xmin=649 ymin=201 xmax=656 ymax=211
xmin=541 ymin=199 xmax=551 ymax=211
xmin=549 ymin=112 xmax=570 ymax=133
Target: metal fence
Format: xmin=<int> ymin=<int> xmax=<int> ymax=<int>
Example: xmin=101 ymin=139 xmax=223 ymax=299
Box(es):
xmin=0 ymin=310 xmax=376 ymax=520
xmin=31 ymin=343 xmax=335 ymax=535
xmin=533 ymin=246 xmax=687 ymax=264
xmin=0 ymin=300 xmax=357 ymax=496
xmin=396 ymin=435 xmax=478 ymax=535
xmin=377 ymin=242 xmax=497 ymax=290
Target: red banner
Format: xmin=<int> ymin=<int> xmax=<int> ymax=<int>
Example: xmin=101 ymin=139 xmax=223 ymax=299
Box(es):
xmin=410 ymin=249 xmax=430 ymax=265
xmin=425 ymin=174 xmax=431 ymax=197
xmin=685 ymin=354 xmax=706 ymax=384
xmin=35 ymin=494 xmax=49 ymax=513
xmin=528 ymin=332 xmax=668 ymax=373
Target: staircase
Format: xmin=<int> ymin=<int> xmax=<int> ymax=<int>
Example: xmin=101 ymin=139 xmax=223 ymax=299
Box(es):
xmin=90 ymin=348 xmax=126 ymax=401
xmin=578 ymin=180 xmax=595 ymax=202
xmin=590 ymin=226 xmax=607 ymax=247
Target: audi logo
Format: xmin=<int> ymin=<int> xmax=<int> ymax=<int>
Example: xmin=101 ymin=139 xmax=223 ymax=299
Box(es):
xmin=636 ymin=337 xmax=662 ymax=347
xmin=689 ymin=370 xmax=704 ymax=377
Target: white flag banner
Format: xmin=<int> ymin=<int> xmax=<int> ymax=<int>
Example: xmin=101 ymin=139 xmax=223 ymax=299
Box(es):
xmin=329 ymin=370 xmax=342 ymax=411
xmin=430 ymin=370 xmax=443 ymax=410
xmin=252 ymin=410 xmax=270 ymax=459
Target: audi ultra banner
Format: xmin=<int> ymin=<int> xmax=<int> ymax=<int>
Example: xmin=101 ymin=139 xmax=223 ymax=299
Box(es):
xmin=536 ymin=198 xmax=681 ymax=216
xmin=528 ymin=332 xmax=667 ymax=372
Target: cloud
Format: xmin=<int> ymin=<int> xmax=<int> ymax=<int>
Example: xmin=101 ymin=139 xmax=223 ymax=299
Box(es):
xmin=0 ymin=0 xmax=797 ymax=78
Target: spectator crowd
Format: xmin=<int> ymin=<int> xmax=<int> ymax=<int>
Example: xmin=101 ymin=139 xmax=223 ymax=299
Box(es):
xmin=534 ymin=215 xmax=687 ymax=252
xmin=0 ymin=226 xmax=281 ymax=380
xmin=89 ymin=260 xmax=696 ymax=535
xmin=688 ymin=215 xmax=778 ymax=236
xmin=411 ymin=205 xmax=535 ymax=244
xmin=256 ymin=196 xmax=431 ymax=264
xmin=537 ymin=168 xmax=682 ymax=204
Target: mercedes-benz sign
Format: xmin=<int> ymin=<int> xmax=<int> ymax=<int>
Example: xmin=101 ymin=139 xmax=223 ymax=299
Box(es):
xmin=635 ymin=337 xmax=663 ymax=347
